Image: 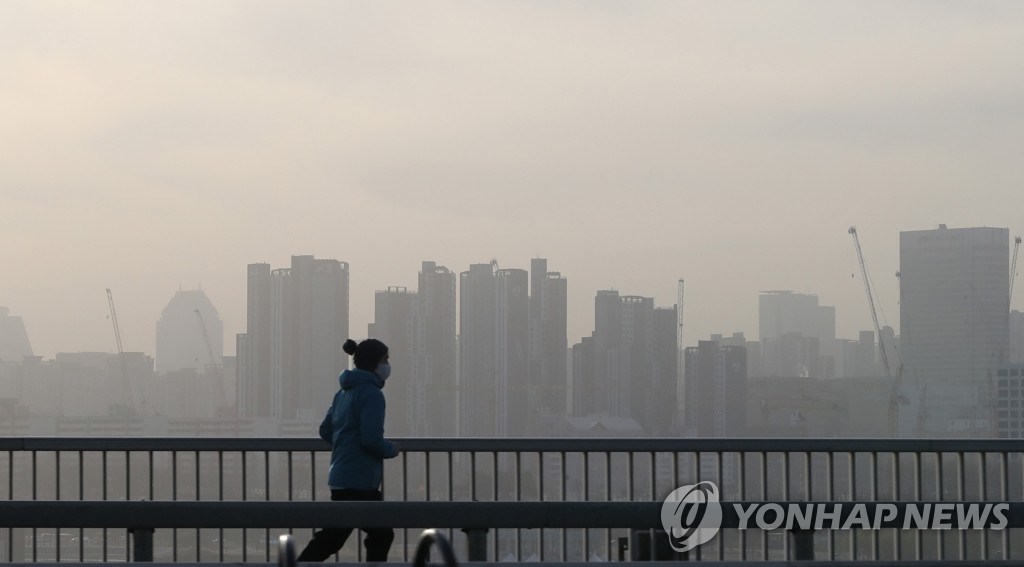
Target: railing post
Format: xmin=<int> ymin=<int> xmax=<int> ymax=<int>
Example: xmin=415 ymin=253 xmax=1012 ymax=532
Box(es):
xmin=278 ymin=534 xmax=296 ymax=567
xmin=461 ymin=528 xmax=488 ymax=561
xmin=129 ymin=527 xmax=154 ymax=562
xmin=791 ymin=528 xmax=815 ymax=561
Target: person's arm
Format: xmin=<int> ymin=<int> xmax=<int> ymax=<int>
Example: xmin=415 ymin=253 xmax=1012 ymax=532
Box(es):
xmin=359 ymin=390 xmax=398 ymax=458
xmin=318 ymin=402 xmax=334 ymax=443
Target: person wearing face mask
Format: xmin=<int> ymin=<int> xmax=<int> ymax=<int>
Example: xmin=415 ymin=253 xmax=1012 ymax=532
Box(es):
xmin=297 ymin=338 xmax=400 ymax=562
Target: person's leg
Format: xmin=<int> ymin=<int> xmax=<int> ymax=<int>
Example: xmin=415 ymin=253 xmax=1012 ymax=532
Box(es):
xmin=296 ymin=528 xmax=354 ymax=562
xmin=362 ymin=528 xmax=395 ymax=562
xmin=355 ymin=489 xmax=394 ymax=562
xmin=295 ymin=489 xmax=357 ymax=561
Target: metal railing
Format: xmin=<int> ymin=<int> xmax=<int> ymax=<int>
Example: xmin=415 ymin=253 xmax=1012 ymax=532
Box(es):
xmin=0 ymin=437 xmax=1021 ymax=562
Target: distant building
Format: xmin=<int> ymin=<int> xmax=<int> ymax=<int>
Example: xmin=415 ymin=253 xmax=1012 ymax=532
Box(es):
xmin=528 ymin=259 xmax=568 ymax=422
xmin=495 ymin=269 xmax=529 ymax=436
xmin=0 ymin=307 xmax=33 ymax=362
xmin=238 ymin=256 xmax=349 ymax=421
xmin=684 ymin=338 xmax=746 ymax=437
xmin=757 ymin=292 xmax=838 ymax=378
xmin=369 ymin=286 xmax=416 ymax=436
xmin=571 ymin=290 xmax=678 ymax=434
xmin=459 ymin=263 xmax=497 ymax=436
xmin=746 ymin=375 xmax=890 ymax=437
xmin=0 ymin=352 xmax=157 ymax=418
xmin=994 ymin=365 xmax=1024 ymax=438
xmin=900 ymin=225 xmax=1009 ymax=436
xmin=1010 ymin=310 xmax=1024 ymax=365
xmin=155 ymin=289 xmax=223 ymax=374
xmin=415 ymin=261 xmax=458 ymax=436
xmin=759 ymin=291 xmax=835 ymax=341
xmin=459 ymin=261 xmax=556 ymax=437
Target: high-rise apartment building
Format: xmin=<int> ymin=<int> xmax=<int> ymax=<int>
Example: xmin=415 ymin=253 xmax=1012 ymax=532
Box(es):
xmin=415 ymin=261 xmax=457 ymax=436
xmin=369 ymin=286 xmax=416 ymax=436
xmin=900 ymin=225 xmax=1009 ymax=436
xmin=458 ymin=262 xmax=545 ymax=437
xmin=155 ymin=289 xmax=223 ymax=374
xmin=571 ymin=290 xmax=678 ymax=434
xmin=238 ymin=256 xmax=349 ymax=420
xmin=495 ymin=268 xmax=529 ymax=436
xmin=459 ymin=263 xmax=496 ymax=436
xmin=528 ymin=259 xmax=568 ymax=421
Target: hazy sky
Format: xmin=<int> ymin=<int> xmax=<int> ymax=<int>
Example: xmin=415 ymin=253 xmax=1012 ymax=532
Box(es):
xmin=3 ymin=1 xmax=1024 ymax=359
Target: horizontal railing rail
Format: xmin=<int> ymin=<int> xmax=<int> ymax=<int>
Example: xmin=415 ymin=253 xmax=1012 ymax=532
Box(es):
xmin=1 ymin=437 xmax=1022 ymax=452
xmin=2 ymin=500 xmax=1022 ymax=530
xmin=2 ymin=500 xmax=1022 ymax=562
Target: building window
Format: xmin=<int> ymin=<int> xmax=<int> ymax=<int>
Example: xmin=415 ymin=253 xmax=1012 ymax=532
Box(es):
xmin=1012 ymin=369 xmax=1021 ymax=377
xmin=999 ymin=370 xmax=1009 ymax=377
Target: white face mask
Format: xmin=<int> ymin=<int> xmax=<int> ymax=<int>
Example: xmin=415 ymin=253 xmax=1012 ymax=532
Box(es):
xmin=376 ymin=362 xmax=391 ymax=381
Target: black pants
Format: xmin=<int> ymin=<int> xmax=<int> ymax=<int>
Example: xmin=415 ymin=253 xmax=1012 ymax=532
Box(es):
xmin=296 ymin=488 xmax=394 ymax=562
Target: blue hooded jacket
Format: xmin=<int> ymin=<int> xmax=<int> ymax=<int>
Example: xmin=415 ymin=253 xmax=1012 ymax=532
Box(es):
xmin=320 ymin=368 xmax=398 ymax=490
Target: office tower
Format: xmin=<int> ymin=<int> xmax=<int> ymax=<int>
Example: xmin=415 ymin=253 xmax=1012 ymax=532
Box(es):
xmin=239 ymin=256 xmax=349 ymax=420
xmin=900 ymin=225 xmax=1009 ymax=436
xmin=369 ymin=286 xmax=416 ymax=436
xmin=0 ymin=307 xmax=33 ymax=362
xmin=459 ymin=263 xmax=496 ymax=436
xmin=684 ymin=339 xmax=747 ymax=437
xmin=528 ymin=259 xmax=568 ymax=421
xmin=155 ymin=289 xmax=223 ymax=374
xmin=415 ymin=261 xmax=457 ymax=436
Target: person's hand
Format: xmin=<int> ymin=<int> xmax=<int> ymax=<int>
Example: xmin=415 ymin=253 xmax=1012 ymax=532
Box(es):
xmin=391 ymin=441 xmax=401 ymax=453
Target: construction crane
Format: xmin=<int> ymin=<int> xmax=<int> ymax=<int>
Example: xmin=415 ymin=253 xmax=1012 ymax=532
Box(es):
xmin=1010 ymin=236 xmax=1022 ymax=309
xmin=194 ymin=308 xmax=227 ymax=412
xmin=677 ymin=279 xmax=685 ymax=432
xmin=105 ymin=288 xmax=136 ymax=414
xmin=848 ymin=227 xmax=901 ymax=437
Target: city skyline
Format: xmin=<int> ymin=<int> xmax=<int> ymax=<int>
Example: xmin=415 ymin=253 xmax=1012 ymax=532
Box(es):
xmin=3 ymin=231 xmax=1023 ymax=361
xmin=4 ymin=2 xmax=1024 ymax=359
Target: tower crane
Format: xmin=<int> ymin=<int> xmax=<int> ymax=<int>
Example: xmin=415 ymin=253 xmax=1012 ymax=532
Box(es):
xmin=194 ymin=308 xmax=227 ymax=412
xmin=105 ymin=288 xmax=136 ymax=415
xmin=848 ymin=227 xmax=901 ymax=437
xmin=1010 ymin=236 xmax=1022 ymax=308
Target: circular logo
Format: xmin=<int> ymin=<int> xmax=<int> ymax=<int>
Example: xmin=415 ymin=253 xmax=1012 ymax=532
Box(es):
xmin=660 ymin=481 xmax=722 ymax=552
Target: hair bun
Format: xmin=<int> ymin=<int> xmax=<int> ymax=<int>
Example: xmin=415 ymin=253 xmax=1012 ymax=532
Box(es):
xmin=342 ymin=339 xmax=358 ymax=355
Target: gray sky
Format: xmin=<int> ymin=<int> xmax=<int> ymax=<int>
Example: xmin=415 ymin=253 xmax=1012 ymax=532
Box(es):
xmin=3 ymin=1 xmax=1024 ymax=358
